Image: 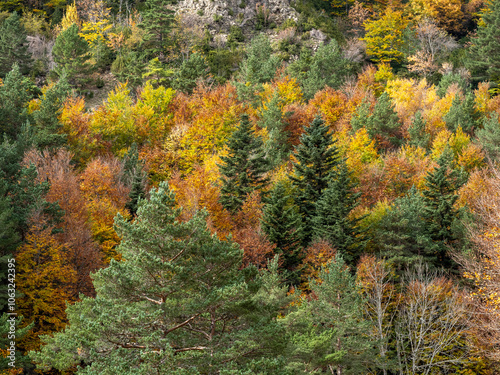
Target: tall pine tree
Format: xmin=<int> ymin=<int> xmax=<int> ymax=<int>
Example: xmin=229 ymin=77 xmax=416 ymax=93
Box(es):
xmin=0 ymin=12 xmax=31 ymax=77
xmin=290 ymin=115 xmax=340 ymax=246
xmin=312 ymin=160 xmax=365 ymax=265
xmin=219 ymin=114 xmax=270 ymax=214
xmin=261 ymin=180 xmax=303 ymax=284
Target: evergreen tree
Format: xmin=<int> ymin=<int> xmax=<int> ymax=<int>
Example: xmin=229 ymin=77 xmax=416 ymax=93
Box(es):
xmin=32 ymin=74 xmax=72 ymax=150
xmin=52 ymin=23 xmax=92 ymax=85
xmin=0 ymin=12 xmax=31 ymax=77
xmin=219 ymin=114 xmax=270 ymax=213
xmin=466 ymin=0 xmax=500 ymax=82
xmin=140 ymin=0 xmax=175 ymax=59
xmin=30 ymin=182 xmax=289 ymax=374
xmin=261 ymin=181 xmax=303 ymax=284
xmin=171 ymin=53 xmax=209 ymax=94
xmin=235 ymin=34 xmax=280 ymax=102
xmin=122 ymin=143 xmax=147 ymax=217
xmin=436 ymin=73 xmax=469 ymax=98
xmin=422 ymin=150 xmax=466 ymax=270
xmin=367 ymin=92 xmax=402 ymax=148
xmin=290 ymin=116 xmax=340 ymax=246
xmin=408 ymin=111 xmax=430 ymax=149
xmin=476 ymin=112 xmax=500 ymax=161
xmin=0 ymin=64 xmax=36 ymax=139
xmin=444 ymin=92 xmax=478 ymax=133
xmin=300 ymin=40 xmax=354 ymax=100
xmin=312 ymin=160 xmax=365 ymax=265
xmin=283 ymin=255 xmax=376 ymax=374
xmin=374 ymin=186 xmax=436 ymax=271
xmin=260 ymin=93 xmax=291 ymax=168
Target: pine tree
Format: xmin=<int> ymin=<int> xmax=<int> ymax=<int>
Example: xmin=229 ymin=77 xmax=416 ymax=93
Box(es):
xmin=30 ymin=182 xmax=289 ymax=374
xmin=219 ymin=114 xmax=270 ymax=214
xmin=172 ymin=53 xmax=209 ymax=94
xmin=312 ymin=160 xmax=365 ymax=265
xmin=52 ymin=23 xmax=92 ymax=85
xmin=367 ymin=92 xmax=402 ymax=148
xmin=476 ymin=112 xmax=500 ymax=161
xmin=32 ymin=74 xmax=72 ymax=150
xmin=444 ymin=92 xmax=478 ymax=133
xmin=140 ymin=0 xmax=175 ymax=59
xmin=0 ymin=12 xmax=31 ymax=77
xmin=408 ymin=111 xmax=430 ymax=149
xmin=422 ymin=150 xmax=465 ymax=270
xmin=261 ymin=181 xmax=303 ymax=284
xmin=466 ymin=0 xmax=500 ymax=82
xmin=374 ymin=186 xmax=436 ymax=271
xmin=122 ymin=144 xmax=146 ymax=217
xmin=0 ymin=64 xmax=35 ymax=139
xmin=283 ymin=255 xmax=376 ymax=374
xmin=290 ymin=116 xmax=340 ymax=246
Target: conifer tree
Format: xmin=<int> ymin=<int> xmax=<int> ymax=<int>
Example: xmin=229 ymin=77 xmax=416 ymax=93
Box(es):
xmin=444 ymin=92 xmax=478 ymax=133
xmin=374 ymin=186 xmax=436 ymax=271
xmin=291 ymin=116 xmax=340 ymax=246
xmin=260 ymin=94 xmax=291 ymax=168
xmin=172 ymin=53 xmax=209 ymax=94
xmin=30 ymin=182 xmax=289 ymax=374
xmin=476 ymin=113 xmax=500 ymax=161
xmin=0 ymin=64 xmax=35 ymax=139
xmin=32 ymin=74 xmax=72 ymax=150
xmin=408 ymin=111 xmax=430 ymax=149
xmin=466 ymin=0 xmax=500 ymax=82
xmin=367 ymin=92 xmax=402 ymax=147
xmin=422 ymin=149 xmax=465 ymax=269
xmin=219 ymin=114 xmax=270 ymax=214
xmin=0 ymin=12 xmax=31 ymax=77
xmin=122 ymin=144 xmax=146 ymax=217
xmin=140 ymin=0 xmax=175 ymax=59
xmin=261 ymin=181 xmax=303 ymax=284
xmin=283 ymin=255 xmax=376 ymax=373
xmin=52 ymin=23 xmax=92 ymax=84
xmin=312 ymin=160 xmax=365 ymax=265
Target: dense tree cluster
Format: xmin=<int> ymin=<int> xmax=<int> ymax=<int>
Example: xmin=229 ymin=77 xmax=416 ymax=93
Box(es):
xmin=2 ymin=0 xmax=500 ymax=373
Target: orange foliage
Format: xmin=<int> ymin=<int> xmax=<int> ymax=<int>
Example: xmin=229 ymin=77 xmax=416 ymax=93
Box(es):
xmin=300 ymin=239 xmax=337 ymax=288
xmin=23 ymin=149 xmax=101 ymax=297
xmin=309 ymin=88 xmax=352 ymax=133
xmin=234 ymin=227 xmax=276 ymax=269
xmin=79 ymin=157 xmax=130 ymax=263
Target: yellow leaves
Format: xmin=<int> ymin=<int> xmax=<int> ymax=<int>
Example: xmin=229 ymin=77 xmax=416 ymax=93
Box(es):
xmin=346 ymin=128 xmax=379 ymax=178
xmin=309 ymin=88 xmax=351 ymax=132
xmin=79 ymin=20 xmax=112 ymax=49
xmin=363 ymin=7 xmax=410 ymax=64
xmin=260 ymin=76 xmax=303 ymax=110
xmin=60 ymin=2 xmax=79 ymax=32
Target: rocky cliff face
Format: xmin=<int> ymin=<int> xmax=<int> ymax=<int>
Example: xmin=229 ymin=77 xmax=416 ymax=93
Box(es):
xmin=176 ymin=0 xmax=298 ymax=34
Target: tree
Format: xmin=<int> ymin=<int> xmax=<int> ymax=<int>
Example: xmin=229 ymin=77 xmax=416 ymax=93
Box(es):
xmin=283 ymin=255 xmax=376 ymax=374
xmin=422 ymin=150 xmax=465 ymax=270
xmin=171 ymin=53 xmax=209 ymax=94
xmin=32 ymin=75 xmax=72 ymax=150
xmin=261 ymin=181 xmax=303 ymax=284
xmin=466 ymin=0 xmax=500 ymax=83
xmin=235 ymin=34 xmax=280 ymax=102
xmin=121 ymin=143 xmax=147 ymax=218
xmin=374 ymin=186 xmax=436 ymax=271
xmin=52 ymin=23 xmax=92 ymax=84
xmin=219 ymin=114 xmax=270 ymax=214
xmin=444 ymin=92 xmax=479 ymax=133
xmin=312 ymin=160 xmax=365 ymax=265
xmin=0 ymin=64 xmax=35 ymax=139
xmin=408 ymin=111 xmax=430 ymax=149
xmin=363 ymin=7 xmax=410 ymax=65
xmin=291 ymin=115 xmax=340 ymax=246
xmin=30 ymin=182 xmax=289 ymax=374
xmin=0 ymin=12 xmax=31 ymax=77
xmin=476 ymin=113 xmax=500 ymax=161
xmin=140 ymin=0 xmax=175 ymax=59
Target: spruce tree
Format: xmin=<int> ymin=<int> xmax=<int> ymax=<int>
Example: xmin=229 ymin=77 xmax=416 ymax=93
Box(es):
xmin=312 ymin=160 xmax=365 ymax=265
xmin=290 ymin=116 xmax=340 ymax=246
xmin=374 ymin=186 xmax=436 ymax=271
xmin=219 ymin=114 xmax=270 ymax=214
xmin=171 ymin=53 xmax=209 ymax=94
xmin=422 ymin=149 xmax=465 ymax=270
xmin=367 ymin=92 xmax=402 ymax=148
xmin=122 ymin=144 xmax=146 ymax=217
xmin=261 ymin=181 xmax=303 ymax=284
xmin=0 ymin=12 xmax=31 ymax=77
xmin=466 ymin=0 xmax=500 ymax=82
xmin=30 ymin=182 xmax=289 ymax=374
xmin=408 ymin=111 xmax=430 ymax=149
xmin=52 ymin=23 xmax=92 ymax=84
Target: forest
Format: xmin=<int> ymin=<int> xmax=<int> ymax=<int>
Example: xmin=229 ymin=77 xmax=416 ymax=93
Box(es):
xmin=1 ymin=0 xmax=500 ymax=373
